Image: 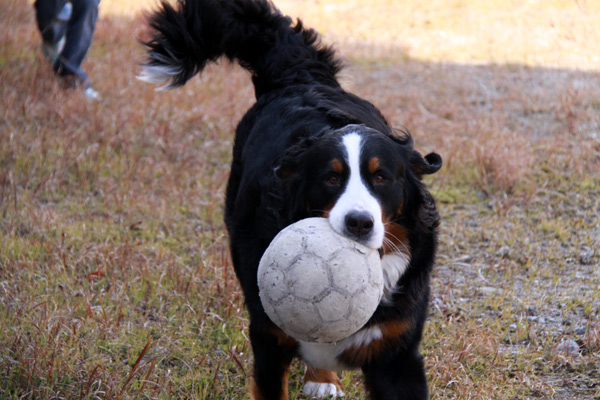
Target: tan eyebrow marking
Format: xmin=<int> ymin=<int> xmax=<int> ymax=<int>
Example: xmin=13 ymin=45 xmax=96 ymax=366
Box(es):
xmin=330 ymin=158 xmax=343 ymax=174
xmin=368 ymin=157 xmax=381 ymax=174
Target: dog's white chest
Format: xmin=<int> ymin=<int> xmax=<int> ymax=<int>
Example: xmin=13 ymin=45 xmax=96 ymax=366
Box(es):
xmin=298 ymin=325 xmax=383 ymax=371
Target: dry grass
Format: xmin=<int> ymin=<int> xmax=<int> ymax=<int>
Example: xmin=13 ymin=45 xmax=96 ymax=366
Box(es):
xmin=277 ymin=0 xmax=600 ymax=69
xmin=1 ymin=0 xmax=599 ymax=399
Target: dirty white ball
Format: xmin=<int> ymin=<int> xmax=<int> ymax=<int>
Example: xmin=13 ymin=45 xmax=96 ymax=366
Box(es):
xmin=258 ymin=217 xmax=383 ymax=343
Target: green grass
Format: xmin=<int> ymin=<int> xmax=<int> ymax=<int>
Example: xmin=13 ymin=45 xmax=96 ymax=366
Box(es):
xmin=1 ymin=0 xmax=599 ymax=398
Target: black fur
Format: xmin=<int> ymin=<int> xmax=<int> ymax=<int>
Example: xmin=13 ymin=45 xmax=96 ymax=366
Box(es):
xmin=141 ymin=1 xmax=441 ymax=399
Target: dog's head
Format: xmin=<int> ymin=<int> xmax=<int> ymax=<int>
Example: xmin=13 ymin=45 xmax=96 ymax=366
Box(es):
xmin=277 ymin=124 xmax=442 ymax=253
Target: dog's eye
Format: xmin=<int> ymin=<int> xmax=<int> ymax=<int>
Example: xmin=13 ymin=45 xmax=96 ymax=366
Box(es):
xmin=373 ymin=174 xmax=385 ymax=184
xmin=326 ymin=175 xmax=340 ymax=186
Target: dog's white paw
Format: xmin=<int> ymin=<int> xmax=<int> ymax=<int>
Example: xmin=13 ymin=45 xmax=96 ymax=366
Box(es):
xmin=303 ymin=382 xmax=345 ymax=398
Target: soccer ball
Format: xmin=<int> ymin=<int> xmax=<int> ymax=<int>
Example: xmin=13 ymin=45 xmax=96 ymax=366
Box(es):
xmin=257 ymin=217 xmax=383 ymax=343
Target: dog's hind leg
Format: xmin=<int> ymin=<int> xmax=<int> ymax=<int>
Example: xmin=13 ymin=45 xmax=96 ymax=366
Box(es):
xmin=302 ymin=366 xmax=345 ymax=398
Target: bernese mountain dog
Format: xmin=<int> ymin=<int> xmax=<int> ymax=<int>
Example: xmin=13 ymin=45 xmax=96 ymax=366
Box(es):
xmin=139 ymin=0 xmax=442 ymax=398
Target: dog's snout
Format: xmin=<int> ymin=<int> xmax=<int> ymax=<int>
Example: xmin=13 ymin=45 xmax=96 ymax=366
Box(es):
xmin=345 ymin=211 xmax=374 ymax=237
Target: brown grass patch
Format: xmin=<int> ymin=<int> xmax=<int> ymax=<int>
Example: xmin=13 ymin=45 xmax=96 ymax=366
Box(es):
xmin=1 ymin=0 xmax=599 ymax=399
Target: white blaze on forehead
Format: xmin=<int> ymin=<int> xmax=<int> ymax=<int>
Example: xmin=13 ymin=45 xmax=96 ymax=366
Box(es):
xmin=328 ymin=132 xmax=384 ymax=249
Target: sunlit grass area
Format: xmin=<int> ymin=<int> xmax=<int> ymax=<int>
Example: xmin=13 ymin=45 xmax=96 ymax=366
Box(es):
xmin=101 ymin=0 xmax=600 ymax=69
xmin=278 ymin=0 xmax=600 ymax=69
xmin=1 ymin=0 xmax=599 ymax=399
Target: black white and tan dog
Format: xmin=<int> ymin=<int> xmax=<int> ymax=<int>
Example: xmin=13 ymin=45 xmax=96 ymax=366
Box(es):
xmin=139 ymin=0 xmax=442 ymax=398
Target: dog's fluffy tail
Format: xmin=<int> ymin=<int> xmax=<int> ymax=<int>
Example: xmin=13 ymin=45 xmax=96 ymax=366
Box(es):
xmin=138 ymin=0 xmax=343 ymax=95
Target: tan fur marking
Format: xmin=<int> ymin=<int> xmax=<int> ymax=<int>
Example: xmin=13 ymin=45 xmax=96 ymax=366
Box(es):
xmin=396 ymin=199 xmax=405 ymax=219
xmin=307 ymin=202 xmax=334 ymax=217
xmin=368 ymin=157 xmax=381 ymax=174
xmin=303 ymin=366 xmax=344 ymax=392
xmin=381 ymin=319 xmax=412 ymax=337
xmin=267 ymin=324 xmax=299 ymax=350
xmin=251 ymin=380 xmax=264 ymax=400
xmin=251 ymin=364 xmax=291 ymax=400
xmin=337 ymin=320 xmax=412 ymax=367
xmin=250 ymin=325 xmax=297 ymax=399
xmin=330 ymin=158 xmax=343 ymax=174
xmin=281 ymin=364 xmax=290 ymax=400
xmin=321 ymin=203 xmax=334 ymax=217
xmin=382 ymin=221 xmax=410 ymax=257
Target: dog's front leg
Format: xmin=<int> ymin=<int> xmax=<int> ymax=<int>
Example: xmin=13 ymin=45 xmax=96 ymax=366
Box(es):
xmin=362 ymin=350 xmax=428 ymax=400
xmin=249 ymin=320 xmax=298 ymax=400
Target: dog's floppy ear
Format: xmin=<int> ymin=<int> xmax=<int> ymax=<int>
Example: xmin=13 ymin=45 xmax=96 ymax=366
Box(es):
xmin=274 ymin=135 xmax=315 ymax=220
xmin=390 ymin=130 xmax=442 ymax=177
xmin=275 ymin=135 xmax=314 ymax=181
xmin=410 ymin=151 xmax=442 ymax=177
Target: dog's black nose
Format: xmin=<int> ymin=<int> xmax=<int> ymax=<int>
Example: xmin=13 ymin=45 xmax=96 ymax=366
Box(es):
xmin=345 ymin=211 xmax=374 ymax=237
